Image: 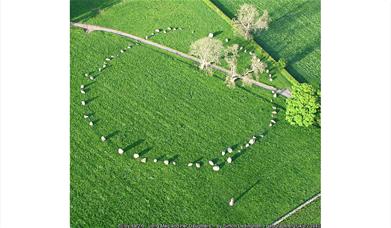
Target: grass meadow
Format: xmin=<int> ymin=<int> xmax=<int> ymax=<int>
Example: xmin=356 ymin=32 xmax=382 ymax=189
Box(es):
xmin=71 ymin=0 xmax=320 ymax=226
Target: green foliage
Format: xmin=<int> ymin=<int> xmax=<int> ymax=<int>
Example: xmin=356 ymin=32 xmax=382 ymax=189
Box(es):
xmin=286 ymin=83 xmax=320 ymax=127
xmin=277 ymin=58 xmax=287 ymax=70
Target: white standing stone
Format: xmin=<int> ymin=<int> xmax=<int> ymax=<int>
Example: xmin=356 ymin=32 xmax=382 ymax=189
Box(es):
xmin=227 ymin=157 xmax=232 ymax=164
xmin=208 ymin=160 xmax=214 ymax=166
xmin=249 ymin=138 xmax=255 ymax=145
xmin=188 ymin=162 xmax=193 ymax=167
xmin=81 ymin=101 xmax=86 ymax=106
xmin=118 ymin=148 xmax=124 ymax=155
xmin=83 ymin=114 xmax=89 ymax=119
xmin=225 ymin=38 xmax=229 ymax=42
xmin=227 ymin=147 xmax=233 ymax=153
xmin=164 ymin=160 xmax=169 ymax=165
xmin=269 ymin=123 xmax=273 ymax=127
xmin=213 ymin=165 xmax=220 ymax=171
xmin=229 ymin=198 xmax=235 ymax=206
xmin=195 ymin=163 xmax=200 ymax=168
xmin=167 ymin=27 xmax=172 ymax=30
xmin=163 ymin=30 xmax=167 ymax=33
xmin=133 ymin=153 xmax=140 ymax=159
xmin=208 ymin=33 xmax=214 ymax=38
xmin=89 ymin=76 xmax=94 ymax=80
xmin=221 ymin=151 xmax=226 ymax=156
xmin=272 ymin=111 xmax=277 ymax=115
xmin=273 ymin=93 xmax=277 ymax=98
xmin=80 ymin=85 xmax=85 ymax=89
xmin=84 ymin=73 xmax=89 ymax=77
xmin=101 ymin=136 xmax=106 ymax=142
xmin=271 ymin=119 xmax=276 ymax=124
xmin=140 ymin=157 xmax=147 ymax=163
xmin=245 ymin=143 xmax=249 ymax=148
xmin=155 ymin=29 xmax=160 ymax=33
xmin=172 ymin=161 xmax=176 ymax=165
xmin=105 ymin=58 xmax=110 ymax=61
xmin=145 ymin=36 xmax=149 ymax=39
xmin=153 ymin=159 xmax=158 ymax=162
xmin=89 ymin=121 xmax=94 ymax=126
xmin=81 ymin=90 xmax=85 ymax=94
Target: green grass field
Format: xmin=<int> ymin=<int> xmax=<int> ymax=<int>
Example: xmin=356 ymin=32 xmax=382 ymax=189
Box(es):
xmin=211 ymin=0 xmax=321 ymax=88
xmin=282 ymin=199 xmax=321 ymax=224
xmin=71 ymin=0 xmax=320 ymax=226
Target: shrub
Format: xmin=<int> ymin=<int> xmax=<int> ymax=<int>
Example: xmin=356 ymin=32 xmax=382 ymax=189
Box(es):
xmin=286 ymin=83 xmax=320 ymax=127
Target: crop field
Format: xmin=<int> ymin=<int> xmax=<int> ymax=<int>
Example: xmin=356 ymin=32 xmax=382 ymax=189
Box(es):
xmin=211 ymin=0 xmax=321 ymax=88
xmin=71 ymin=0 xmax=320 ymax=226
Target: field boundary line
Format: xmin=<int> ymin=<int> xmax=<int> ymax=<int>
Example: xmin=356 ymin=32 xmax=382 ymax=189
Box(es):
xmin=71 ymin=22 xmax=291 ymax=98
xmin=203 ymin=0 xmax=300 ymax=86
xmin=270 ymin=192 xmax=321 ymax=226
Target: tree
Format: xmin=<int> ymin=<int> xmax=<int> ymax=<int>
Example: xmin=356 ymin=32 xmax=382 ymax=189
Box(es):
xmin=241 ymin=56 xmax=267 ymax=86
xmin=233 ymin=4 xmax=271 ymax=40
xmin=224 ymin=44 xmax=239 ymax=87
xmin=189 ymin=37 xmax=223 ymax=71
xmin=286 ymin=83 xmax=320 ymax=127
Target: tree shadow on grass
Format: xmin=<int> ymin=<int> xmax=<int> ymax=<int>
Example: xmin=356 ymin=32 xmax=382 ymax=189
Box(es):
xmin=210 ymin=0 xmax=235 ymax=18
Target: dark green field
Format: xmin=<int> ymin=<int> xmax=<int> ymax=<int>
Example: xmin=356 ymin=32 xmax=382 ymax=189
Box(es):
xmin=71 ymin=0 xmax=320 ymax=226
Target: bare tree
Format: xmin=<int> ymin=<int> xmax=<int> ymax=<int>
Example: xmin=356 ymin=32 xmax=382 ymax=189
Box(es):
xmin=189 ymin=37 xmax=223 ymax=71
xmin=224 ymin=44 xmax=239 ymax=87
xmin=241 ymin=56 xmax=267 ymax=86
xmin=233 ymin=4 xmax=271 ymax=40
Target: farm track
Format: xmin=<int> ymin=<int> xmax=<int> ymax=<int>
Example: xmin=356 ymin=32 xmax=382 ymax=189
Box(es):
xmin=71 ymin=22 xmax=292 ymax=98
